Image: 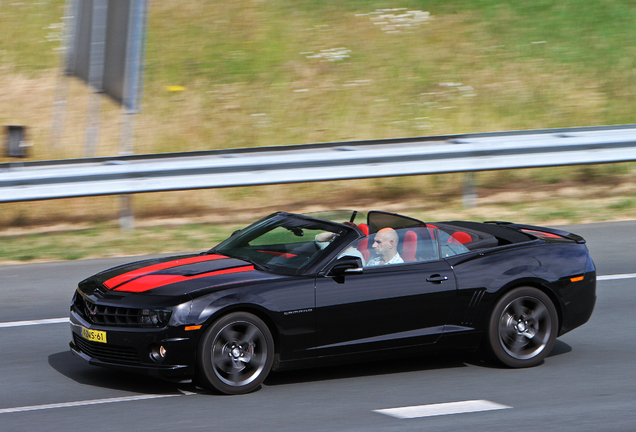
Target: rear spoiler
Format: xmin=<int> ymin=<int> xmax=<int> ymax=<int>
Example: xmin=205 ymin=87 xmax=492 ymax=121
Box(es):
xmin=484 ymin=221 xmax=586 ymax=244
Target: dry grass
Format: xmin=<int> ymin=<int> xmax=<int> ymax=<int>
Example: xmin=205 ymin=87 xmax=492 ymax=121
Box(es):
xmin=4 ymin=176 xmax=636 ymax=264
xmin=1 ymin=0 xmax=636 ymax=240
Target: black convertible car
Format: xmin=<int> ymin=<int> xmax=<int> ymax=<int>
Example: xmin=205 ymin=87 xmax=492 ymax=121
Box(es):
xmin=69 ymin=210 xmax=596 ymax=394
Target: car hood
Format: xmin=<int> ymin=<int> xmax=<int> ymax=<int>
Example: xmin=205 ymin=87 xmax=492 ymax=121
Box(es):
xmin=86 ymin=253 xmax=281 ymax=297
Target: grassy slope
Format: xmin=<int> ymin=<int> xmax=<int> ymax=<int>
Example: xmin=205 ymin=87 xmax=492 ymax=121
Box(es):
xmin=1 ymin=0 xmax=636 ymax=261
xmin=3 ymin=0 xmax=635 ymax=152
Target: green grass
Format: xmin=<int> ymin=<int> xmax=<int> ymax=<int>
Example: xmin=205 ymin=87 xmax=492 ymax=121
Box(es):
xmin=4 ymin=184 xmax=636 ymax=263
xmin=0 ymin=1 xmax=65 ymax=73
xmin=608 ymin=198 xmax=636 ymax=211
xmin=4 ymin=0 xmax=636 ymax=152
xmin=0 ymin=222 xmax=239 ymax=263
xmin=1 ymin=0 xmax=636 ymax=253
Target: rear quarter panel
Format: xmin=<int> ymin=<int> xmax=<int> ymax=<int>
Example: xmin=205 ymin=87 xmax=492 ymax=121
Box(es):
xmin=446 ymin=241 xmax=595 ymax=336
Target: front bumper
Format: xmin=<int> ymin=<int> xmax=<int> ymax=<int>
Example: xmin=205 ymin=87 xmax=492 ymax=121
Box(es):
xmin=69 ymin=310 xmax=200 ymax=380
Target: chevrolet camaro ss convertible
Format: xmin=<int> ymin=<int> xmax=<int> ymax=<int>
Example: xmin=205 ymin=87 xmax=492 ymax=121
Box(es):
xmin=69 ymin=210 xmax=596 ymax=394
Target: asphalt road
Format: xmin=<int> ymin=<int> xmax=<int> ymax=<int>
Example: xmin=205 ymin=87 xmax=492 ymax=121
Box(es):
xmin=0 ymin=221 xmax=635 ymax=432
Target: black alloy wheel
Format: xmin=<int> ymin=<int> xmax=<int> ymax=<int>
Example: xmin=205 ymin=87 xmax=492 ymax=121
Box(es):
xmin=485 ymin=287 xmax=558 ymax=368
xmin=197 ymin=312 xmax=274 ymax=394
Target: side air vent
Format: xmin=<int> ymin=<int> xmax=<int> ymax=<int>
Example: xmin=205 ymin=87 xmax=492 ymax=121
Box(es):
xmin=461 ymin=289 xmax=486 ymax=326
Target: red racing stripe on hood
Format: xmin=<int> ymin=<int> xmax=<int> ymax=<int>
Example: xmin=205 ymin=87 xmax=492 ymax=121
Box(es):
xmin=113 ymin=265 xmax=255 ymax=293
xmin=103 ymin=254 xmax=227 ymax=289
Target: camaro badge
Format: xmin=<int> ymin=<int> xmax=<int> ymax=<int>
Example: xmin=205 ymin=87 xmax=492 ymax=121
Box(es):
xmin=284 ymin=309 xmax=313 ymax=316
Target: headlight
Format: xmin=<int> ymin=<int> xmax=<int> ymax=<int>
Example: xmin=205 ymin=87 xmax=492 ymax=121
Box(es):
xmin=139 ymin=309 xmax=172 ymax=327
xmin=169 ymin=301 xmax=193 ymax=327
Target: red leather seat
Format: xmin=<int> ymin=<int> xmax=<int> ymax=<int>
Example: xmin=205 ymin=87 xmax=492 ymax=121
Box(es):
xmin=356 ymin=223 xmax=370 ymax=262
xmin=449 ymin=231 xmax=472 ymax=245
xmin=402 ymin=230 xmax=418 ymax=262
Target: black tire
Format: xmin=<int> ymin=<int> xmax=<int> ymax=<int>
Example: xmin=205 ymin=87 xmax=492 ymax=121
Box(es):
xmin=485 ymin=287 xmax=558 ymax=368
xmin=197 ymin=312 xmax=274 ymax=395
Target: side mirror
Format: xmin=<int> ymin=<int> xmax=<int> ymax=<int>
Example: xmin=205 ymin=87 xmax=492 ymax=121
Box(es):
xmin=329 ymin=256 xmax=363 ymax=276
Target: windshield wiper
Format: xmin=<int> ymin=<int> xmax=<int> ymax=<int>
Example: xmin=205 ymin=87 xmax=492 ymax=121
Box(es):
xmin=218 ymin=250 xmax=269 ymax=271
xmin=239 ymin=257 xmax=270 ymax=272
xmin=205 ymin=248 xmax=270 ymax=272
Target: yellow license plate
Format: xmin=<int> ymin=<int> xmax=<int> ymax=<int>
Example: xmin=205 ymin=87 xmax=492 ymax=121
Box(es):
xmin=81 ymin=327 xmax=107 ymax=344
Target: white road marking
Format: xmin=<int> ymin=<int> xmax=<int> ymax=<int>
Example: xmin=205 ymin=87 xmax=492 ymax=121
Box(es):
xmin=0 ymin=394 xmax=183 ymax=414
xmin=0 ymin=317 xmax=69 ymax=328
xmin=374 ymin=400 xmax=512 ymax=419
xmin=0 ymin=270 xmax=624 ymax=417
xmin=597 ymin=273 xmax=636 ymax=281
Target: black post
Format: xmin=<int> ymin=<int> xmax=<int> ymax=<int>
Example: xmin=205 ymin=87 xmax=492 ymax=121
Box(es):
xmin=6 ymin=126 xmax=28 ymax=158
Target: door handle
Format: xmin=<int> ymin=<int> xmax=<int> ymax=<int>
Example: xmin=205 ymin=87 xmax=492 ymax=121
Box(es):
xmin=426 ymin=274 xmax=448 ymax=283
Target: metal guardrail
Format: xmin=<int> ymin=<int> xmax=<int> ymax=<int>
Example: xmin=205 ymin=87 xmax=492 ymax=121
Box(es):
xmin=2 ymin=124 xmax=636 ymax=203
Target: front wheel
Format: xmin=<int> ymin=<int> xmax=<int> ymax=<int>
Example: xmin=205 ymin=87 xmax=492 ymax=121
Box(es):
xmin=197 ymin=312 xmax=274 ymax=394
xmin=485 ymin=287 xmax=558 ymax=368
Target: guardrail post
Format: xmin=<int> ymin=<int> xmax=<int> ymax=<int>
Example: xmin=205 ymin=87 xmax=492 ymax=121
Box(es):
xmin=119 ymin=111 xmax=136 ymax=230
xmin=119 ymin=195 xmax=134 ymax=230
xmin=463 ymin=172 xmax=477 ymax=208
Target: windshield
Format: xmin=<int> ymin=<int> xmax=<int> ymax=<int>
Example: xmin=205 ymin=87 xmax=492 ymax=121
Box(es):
xmin=211 ymin=213 xmax=349 ymax=274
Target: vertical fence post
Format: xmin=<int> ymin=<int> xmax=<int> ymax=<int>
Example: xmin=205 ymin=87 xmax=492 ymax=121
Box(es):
xmin=84 ymin=0 xmax=108 ymax=157
xmin=463 ymin=172 xmax=477 ymax=209
xmin=119 ymin=194 xmax=135 ymax=230
xmin=50 ymin=0 xmax=76 ymax=150
xmin=117 ymin=0 xmax=150 ymax=230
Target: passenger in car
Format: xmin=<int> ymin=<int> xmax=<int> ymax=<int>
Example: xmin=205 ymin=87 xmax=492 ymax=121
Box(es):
xmin=315 ymin=222 xmax=366 ymax=265
xmin=315 ymin=221 xmax=357 ymax=247
xmin=367 ymin=228 xmax=404 ymax=266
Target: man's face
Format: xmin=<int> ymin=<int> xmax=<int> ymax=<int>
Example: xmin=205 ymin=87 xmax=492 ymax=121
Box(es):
xmin=372 ymin=231 xmax=391 ymax=259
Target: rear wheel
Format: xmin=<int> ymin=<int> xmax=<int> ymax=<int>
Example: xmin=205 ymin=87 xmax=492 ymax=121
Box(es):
xmin=485 ymin=287 xmax=558 ymax=368
xmin=197 ymin=312 xmax=274 ymax=394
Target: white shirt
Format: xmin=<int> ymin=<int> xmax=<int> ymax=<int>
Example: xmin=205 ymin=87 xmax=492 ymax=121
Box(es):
xmin=366 ymin=252 xmax=403 ymax=266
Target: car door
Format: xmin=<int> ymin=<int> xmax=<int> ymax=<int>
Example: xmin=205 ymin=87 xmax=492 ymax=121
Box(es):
xmin=313 ymin=259 xmax=456 ymax=357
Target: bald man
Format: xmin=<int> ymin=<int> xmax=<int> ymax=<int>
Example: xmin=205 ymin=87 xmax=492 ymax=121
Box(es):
xmin=367 ymin=227 xmax=404 ymax=266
